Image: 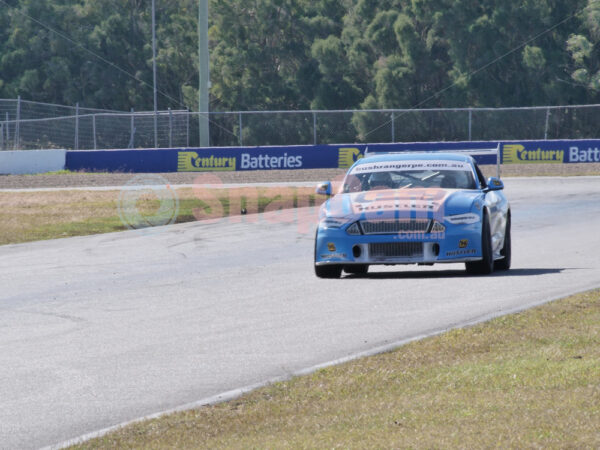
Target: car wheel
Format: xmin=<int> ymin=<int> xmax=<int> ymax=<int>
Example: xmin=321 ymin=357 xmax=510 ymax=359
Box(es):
xmin=315 ymin=264 xmax=343 ymax=278
xmin=314 ymin=228 xmax=342 ymax=278
xmin=344 ymin=265 xmax=369 ymax=275
xmin=494 ymin=212 xmax=511 ymax=271
xmin=465 ymin=211 xmax=494 ymax=275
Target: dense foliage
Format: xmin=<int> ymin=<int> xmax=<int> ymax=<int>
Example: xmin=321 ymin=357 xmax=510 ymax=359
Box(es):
xmin=1 ymin=0 xmax=599 ymax=113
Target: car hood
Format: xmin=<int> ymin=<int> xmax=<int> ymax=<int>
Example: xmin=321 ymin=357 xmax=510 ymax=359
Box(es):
xmin=320 ymin=188 xmax=482 ymax=221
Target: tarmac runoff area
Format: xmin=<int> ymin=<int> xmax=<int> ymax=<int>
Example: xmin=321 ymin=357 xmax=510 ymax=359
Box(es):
xmin=0 ymin=176 xmax=599 ymax=448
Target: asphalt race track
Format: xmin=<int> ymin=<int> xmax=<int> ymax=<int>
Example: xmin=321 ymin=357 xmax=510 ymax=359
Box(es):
xmin=1 ymin=177 xmax=600 ymax=449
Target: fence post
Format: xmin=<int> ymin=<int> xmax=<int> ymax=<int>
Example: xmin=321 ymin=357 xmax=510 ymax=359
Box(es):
xmin=239 ymin=112 xmax=243 ymax=146
xmin=544 ymin=107 xmax=550 ymax=140
xmin=391 ymin=111 xmax=395 ymax=143
xmin=468 ymin=108 xmax=472 ymax=141
xmin=313 ymin=111 xmax=317 ymax=145
xmin=129 ymin=108 xmax=135 ymax=149
xmin=74 ymin=102 xmax=80 ymax=150
xmin=15 ymin=95 xmax=21 ymax=149
xmin=154 ymin=110 xmax=158 ymax=148
xmin=168 ymin=108 xmax=173 ymax=147
xmin=186 ymin=109 xmax=190 ymax=148
xmin=5 ymin=112 xmax=9 ymax=147
xmin=0 ymin=122 xmax=3 ymax=150
xmin=92 ymin=114 xmax=97 ymax=150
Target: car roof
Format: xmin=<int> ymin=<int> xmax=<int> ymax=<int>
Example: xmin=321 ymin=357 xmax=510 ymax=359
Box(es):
xmin=356 ymin=152 xmax=474 ymax=165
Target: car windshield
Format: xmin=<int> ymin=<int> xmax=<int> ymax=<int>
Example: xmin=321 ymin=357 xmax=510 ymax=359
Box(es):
xmin=342 ymin=159 xmax=478 ymax=193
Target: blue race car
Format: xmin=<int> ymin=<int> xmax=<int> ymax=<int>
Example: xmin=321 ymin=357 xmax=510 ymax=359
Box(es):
xmin=314 ymin=152 xmax=511 ymax=278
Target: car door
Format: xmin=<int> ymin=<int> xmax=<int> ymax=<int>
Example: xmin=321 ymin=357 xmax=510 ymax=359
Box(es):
xmin=473 ymin=162 xmax=507 ymax=256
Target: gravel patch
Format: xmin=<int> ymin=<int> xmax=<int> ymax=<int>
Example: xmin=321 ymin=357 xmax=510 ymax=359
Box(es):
xmin=0 ymin=164 xmax=599 ymax=189
xmin=0 ymin=169 xmax=347 ymax=189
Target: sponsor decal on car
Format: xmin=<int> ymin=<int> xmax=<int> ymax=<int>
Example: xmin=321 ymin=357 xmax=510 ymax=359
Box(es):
xmin=459 ymin=239 xmax=469 ymax=248
xmin=446 ymin=249 xmax=477 ymax=257
xmin=320 ymin=253 xmax=347 ymax=259
xmin=327 ymin=242 xmax=337 ymax=251
xmin=392 ymin=232 xmax=445 ymax=240
xmin=178 ymin=152 xmax=236 ymax=171
xmin=338 ymin=147 xmax=364 ymax=169
xmin=502 ymin=144 xmax=564 ymax=164
xmin=350 ymin=160 xmax=472 ymax=174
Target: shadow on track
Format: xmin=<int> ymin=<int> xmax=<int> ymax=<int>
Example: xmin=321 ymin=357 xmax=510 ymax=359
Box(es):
xmin=344 ymin=267 xmax=570 ymax=279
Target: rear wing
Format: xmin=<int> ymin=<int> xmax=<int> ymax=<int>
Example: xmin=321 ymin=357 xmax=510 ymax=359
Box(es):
xmin=364 ymin=143 xmax=501 ymax=178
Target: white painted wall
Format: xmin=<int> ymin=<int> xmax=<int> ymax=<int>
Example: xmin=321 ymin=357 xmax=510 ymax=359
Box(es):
xmin=0 ymin=150 xmax=66 ymax=175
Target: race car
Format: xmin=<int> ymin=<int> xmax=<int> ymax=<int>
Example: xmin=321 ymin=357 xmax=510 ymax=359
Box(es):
xmin=314 ymin=151 xmax=511 ymax=278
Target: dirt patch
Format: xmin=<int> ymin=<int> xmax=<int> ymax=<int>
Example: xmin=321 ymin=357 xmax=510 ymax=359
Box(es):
xmin=484 ymin=163 xmax=600 ymax=177
xmin=0 ymin=169 xmax=347 ymax=189
xmin=0 ymin=164 xmax=599 ymax=189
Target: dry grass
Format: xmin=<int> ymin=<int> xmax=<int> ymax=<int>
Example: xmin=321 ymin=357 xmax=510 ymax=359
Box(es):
xmin=2 ymin=163 xmax=600 ymax=190
xmin=72 ymin=289 xmax=600 ymax=449
xmin=0 ymin=187 xmax=316 ymax=245
xmin=484 ymin=162 xmax=600 ymax=177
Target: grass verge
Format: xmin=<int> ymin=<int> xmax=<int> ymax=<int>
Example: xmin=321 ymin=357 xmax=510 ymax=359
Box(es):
xmin=0 ymin=187 xmax=316 ymax=245
xmin=71 ymin=289 xmax=600 ymax=449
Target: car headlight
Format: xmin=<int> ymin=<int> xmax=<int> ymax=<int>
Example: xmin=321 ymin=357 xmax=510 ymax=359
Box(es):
xmin=320 ymin=217 xmax=351 ymax=229
xmin=443 ymin=213 xmax=480 ymax=225
xmin=346 ymin=222 xmax=362 ymax=235
xmin=430 ymin=220 xmax=446 ymax=233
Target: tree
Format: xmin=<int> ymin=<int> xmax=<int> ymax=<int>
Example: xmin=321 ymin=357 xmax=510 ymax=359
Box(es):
xmin=0 ymin=0 xmax=597 ymax=124
xmin=441 ymin=0 xmax=585 ymax=107
xmin=567 ymin=0 xmax=600 ymax=98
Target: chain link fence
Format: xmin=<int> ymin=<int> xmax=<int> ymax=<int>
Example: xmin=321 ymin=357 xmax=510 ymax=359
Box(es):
xmin=1 ymin=98 xmax=600 ymax=150
xmin=0 ymin=97 xmax=118 ymax=120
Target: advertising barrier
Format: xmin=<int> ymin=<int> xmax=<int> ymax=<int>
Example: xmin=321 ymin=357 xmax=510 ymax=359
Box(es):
xmin=500 ymin=140 xmax=600 ymax=164
xmin=64 ymin=140 xmax=600 ymax=173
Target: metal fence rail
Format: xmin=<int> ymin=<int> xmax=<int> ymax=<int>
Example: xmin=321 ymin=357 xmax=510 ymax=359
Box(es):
xmin=197 ymin=105 xmax=600 ymax=147
xmin=0 ymin=97 xmax=119 ymax=121
xmin=1 ymin=99 xmax=600 ymax=150
xmin=1 ymin=110 xmax=190 ymax=150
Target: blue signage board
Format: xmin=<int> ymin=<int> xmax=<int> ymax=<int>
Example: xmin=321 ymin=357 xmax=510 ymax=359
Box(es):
xmin=65 ymin=140 xmax=600 ymax=173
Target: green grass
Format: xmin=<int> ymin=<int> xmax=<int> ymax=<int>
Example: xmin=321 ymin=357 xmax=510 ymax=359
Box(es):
xmin=0 ymin=187 xmax=317 ymax=245
xmin=72 ymin=289 xmax=600 ymax=449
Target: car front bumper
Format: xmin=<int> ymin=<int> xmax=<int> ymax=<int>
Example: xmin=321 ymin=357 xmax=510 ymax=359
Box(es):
xmin=315 ymin=222 xmax=483 ymax=266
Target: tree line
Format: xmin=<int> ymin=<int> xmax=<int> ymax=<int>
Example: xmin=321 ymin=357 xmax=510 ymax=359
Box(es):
xmin=1 ymin=0 xmax=599 ymax=115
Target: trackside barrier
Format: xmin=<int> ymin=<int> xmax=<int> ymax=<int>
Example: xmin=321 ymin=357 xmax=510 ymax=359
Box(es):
xmin=0 ymin=150 xmax=66 ymax=175
xmin=64 ymin=139 xmax=600 ymax=173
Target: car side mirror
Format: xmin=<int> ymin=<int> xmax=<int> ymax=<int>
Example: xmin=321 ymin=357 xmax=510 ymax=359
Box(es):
xmin=316 ymin=181 xmax=332 ymax=196
xmin=486 ymin=177 xmax=504 ymax=191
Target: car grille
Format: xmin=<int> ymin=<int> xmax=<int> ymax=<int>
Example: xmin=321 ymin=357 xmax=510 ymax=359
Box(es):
xmin=360 ymin=219 xmax=430 ymax=235
xmin=369 ymin=242 xmax=424 ymax=259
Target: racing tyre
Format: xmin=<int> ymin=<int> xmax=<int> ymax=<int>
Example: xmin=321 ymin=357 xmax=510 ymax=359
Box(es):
xmin=314 ymin=229 xmax=342 ymax=278
xmin=315 ymin=264 xmax=343 ymax=278
xmin=344 ymin=265 xmax=369 ymax=275
xmin=494 ymin=212 xmax=511 ymax=271
xmin=465 ymin=212 xmax=494 ymax=275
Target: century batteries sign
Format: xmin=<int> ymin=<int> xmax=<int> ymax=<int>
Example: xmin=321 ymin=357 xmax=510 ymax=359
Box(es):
xmin=569 ymin=145 xmax=600 ymax=163
xmin=178 ymin=152 xmax=237 ymax=171
xmin=502 ymin=144 xmax=565 ymax=164
xmin=65 ymin=140 xmax=600 ymax=173
xmin=240 ymin=152 xmax=303 ymax=169
xmin=501 ymin=140 xmax=600 ymax=164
